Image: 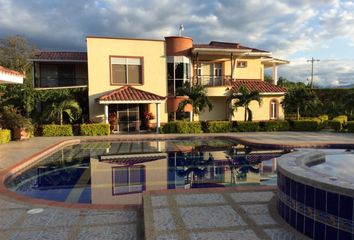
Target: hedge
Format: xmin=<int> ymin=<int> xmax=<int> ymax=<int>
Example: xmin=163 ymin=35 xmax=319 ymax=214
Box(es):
xmin=234 ymin=122 xmax=260 ymax=132
xmin=161 ymin=121 xmax=203 ymax=134
xmin=347 ymin=121 xmax=354 ymax=133
xmin=80 ymin=124 xmax=110 ymax=136
xmin=207 ymin=121 xmax=232 ymax=133
xmin=261 ymin=120 xmax=290 ymax=131
xmin=0 ymin=129 xmax=11 ymax=144
xmin=292 ymin=120 xmax=321 ymax=131
xmin=42 ymin=124 xmax=73 ymax=136
xmin=328 ymin=120 xmax=342 ymax=132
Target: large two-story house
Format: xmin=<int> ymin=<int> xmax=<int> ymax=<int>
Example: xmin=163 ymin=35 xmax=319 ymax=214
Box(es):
xmin=31 ymin=35 xmax=288 ymax=132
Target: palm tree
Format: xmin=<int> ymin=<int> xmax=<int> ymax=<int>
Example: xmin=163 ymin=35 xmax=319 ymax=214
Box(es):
xmin=228 ymin=86 xmax=262 ymax=121
xmin=44 ymin=99 xmax=82 ymax=125
xmin=176 ymin=82 xmax=213 ymax=121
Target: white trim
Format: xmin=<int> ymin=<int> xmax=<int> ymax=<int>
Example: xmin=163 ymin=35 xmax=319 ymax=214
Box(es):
xmin=260 ymin=92 xmax=285 ymax=96
xmin=98 ymin=100 xmax=165 ymax=104
xmin=192 ymin=48 xmax=251 ymax=54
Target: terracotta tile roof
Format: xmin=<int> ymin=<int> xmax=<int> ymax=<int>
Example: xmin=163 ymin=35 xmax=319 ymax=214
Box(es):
xmin=193 ymin=41 xmax=269 ymax=53
xmin=231 ymin=80 xmax=286 ymax=93
xmin=32 ymin=51 xmax=87 ymax=61
xmin=0 ymin=66 xmax=25 ymax=77
xmin=98 ymin=86 xmax=166 ymax=102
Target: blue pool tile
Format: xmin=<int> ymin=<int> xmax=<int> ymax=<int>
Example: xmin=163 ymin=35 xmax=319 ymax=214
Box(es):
xmin=305 ymin=216 xmax=314 ymax=239
xmin=296 ymin=182 xmax=305 ymax=204
xmin=315 ymin=188 xmax=326 ymax=212
xmin=305 ymin=185 xmax=315 ymax=208
xmin=326 ymin=225 xmax=338 ymax=240
xmin=327 ymin=192 xmax=339 ymax=216
xmin=338 ymin=230 xmax=352 ymax=240
xmin=296 ymin=212 xmax=304 ymax=234
xmin=314 ymin=221 xmax=325 ymax=240
xmin=339 ymin=195 xmax=353 ymax=220
xmin=290 ymin=209 xmax=296 ymax=227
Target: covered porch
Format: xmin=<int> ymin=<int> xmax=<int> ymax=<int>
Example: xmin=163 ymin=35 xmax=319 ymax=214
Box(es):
xmin=96 ymin=86 xmax=166 ymax=133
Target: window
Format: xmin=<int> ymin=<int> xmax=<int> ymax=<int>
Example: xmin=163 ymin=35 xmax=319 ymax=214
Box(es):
xmin=270 ymin=100 xmax=278 ymax=119
xmin=167 ymin=56 xmax=190 ymax=96
xmin=237 ymin=61 xmax=247 ymax=68
xmin=214 ymin=63 xmax=222 ymax=76
xmin=112 ymin=166 xmax=145 ymax=195
xmin=111 ymin=57 xmax=142 ymax=85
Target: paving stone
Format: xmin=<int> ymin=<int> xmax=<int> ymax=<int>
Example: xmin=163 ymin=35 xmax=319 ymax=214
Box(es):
xmin=180 ymin=205 xmax=246 ymax=229
xmin=156 ymin=233 xmax=179 ymax=240
xmin=38 ymin=228 xmax=70 ymax=240
xmin=10 ymin=230 xmax=40 ymax=240
xmin=230 ymin=191 xmax=274 ymax=203
xmin=0 ymin=198 xmax=27 ymax=209
xmin=264 ymin=228 xmax=298 ymax=240
xmin=151 ymin=196 xmax=168 ymax=207
xmin=153 ymin=208 xmax=175 ymax=231
xmin=83 ymin=210 xmax=137 ymax=225
xmin=240 ymin=204 xmax=269 ymax=215
xmin=248 ymin=214 xmax=277 ymax=225
xmin=0 ymin=209 xmax=24 ymax=230
xmin=77 ymin=224 xmax=136 ymax=240
xmin=189 ymin=229 xmax=260 ymax=240
xmin=175 ymin=193 xmax=225 ymax=206
xmin=21 ymin=209 xmax=79 ymax=228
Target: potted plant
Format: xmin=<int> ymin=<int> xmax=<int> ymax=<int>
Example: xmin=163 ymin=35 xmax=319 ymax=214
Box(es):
xmin=108 ymin=112 xmax=118 ymax=132
xmin=0 ymin=107 xmax=33 ymax=140
xmin=144 ymin=111 xmax=155 ymax=129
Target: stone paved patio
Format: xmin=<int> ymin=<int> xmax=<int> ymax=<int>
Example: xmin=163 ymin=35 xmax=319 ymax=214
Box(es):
xmin=144 ymin=189 xmax=309 ymax=240
xmin=0 ymin=132 xmax=353 ymax=239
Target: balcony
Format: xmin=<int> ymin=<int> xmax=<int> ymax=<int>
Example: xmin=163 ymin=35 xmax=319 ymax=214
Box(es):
xmin=192 ymin=75 xmax=233 ymax=87
xmin=34 ymin=77 xmax=88 ymax=89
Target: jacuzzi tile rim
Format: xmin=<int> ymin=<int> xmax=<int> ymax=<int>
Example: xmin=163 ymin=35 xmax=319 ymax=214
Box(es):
xmin=1 ymin=134 xmax=353 ymax=210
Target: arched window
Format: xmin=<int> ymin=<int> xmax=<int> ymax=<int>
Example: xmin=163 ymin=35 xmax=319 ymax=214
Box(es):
xmin=270 ymin=100 xmax=278 ymax=119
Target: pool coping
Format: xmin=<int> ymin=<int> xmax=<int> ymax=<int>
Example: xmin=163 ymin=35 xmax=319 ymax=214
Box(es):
xmin=1 ymin=134 xmax=354 ymax=209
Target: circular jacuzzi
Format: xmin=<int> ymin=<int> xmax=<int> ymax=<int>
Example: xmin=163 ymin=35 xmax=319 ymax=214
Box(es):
xmin=277 ymin=149 xmax=354 ymax=240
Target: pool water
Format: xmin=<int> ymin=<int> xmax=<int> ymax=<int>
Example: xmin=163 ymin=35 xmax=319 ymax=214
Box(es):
xmin=6 ymin=139 xmax=287 ymax=205
xmin=309 ymin=149 xmax=354 ymax=182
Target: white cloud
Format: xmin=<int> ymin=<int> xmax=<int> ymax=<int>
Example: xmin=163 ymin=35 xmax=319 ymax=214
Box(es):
xmin=0 ymin=0 xmax=353 ymax=86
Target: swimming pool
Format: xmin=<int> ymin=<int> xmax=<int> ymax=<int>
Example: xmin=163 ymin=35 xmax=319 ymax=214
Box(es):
xmin=5 ymin=138 xmax=287 ymax=205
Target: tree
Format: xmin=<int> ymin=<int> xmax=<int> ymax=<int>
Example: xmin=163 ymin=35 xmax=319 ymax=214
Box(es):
xmin=0 ymin=36 xmax=38 ymax=117
xmin=344 ymin=88 xmax=354 ymax=115
xmin=282 ymin=88 xmax=318 ymax=120
xmin=176 ymin=82 xmax=213 ymax=121
xmin=277 ymin=77 xmax=308 ymax=89
xmin=43 ymin=99 xmax=82 ymax=125
xmin=228 ymin=86 xmax=262 ymax=121
xmin=264 ymin=74 xmax=273 ymax=84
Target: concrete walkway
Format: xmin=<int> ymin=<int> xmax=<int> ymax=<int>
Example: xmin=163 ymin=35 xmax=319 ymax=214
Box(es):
xmin=0 ymin=132 xmax=353 ymax=240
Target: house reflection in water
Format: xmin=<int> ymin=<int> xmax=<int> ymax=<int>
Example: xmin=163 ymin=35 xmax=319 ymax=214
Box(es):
xmin=9 ymin=140 xmax=283 ymax=205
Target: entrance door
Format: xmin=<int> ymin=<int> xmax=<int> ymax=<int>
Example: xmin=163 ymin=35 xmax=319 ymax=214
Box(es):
xmin=117 ymin=104 xmax=140 ymax=132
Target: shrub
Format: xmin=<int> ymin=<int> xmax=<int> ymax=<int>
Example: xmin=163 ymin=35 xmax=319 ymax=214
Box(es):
xmin=42 ymin=124 xmax=73 ymax=136
xmin=318 ymin=115 xmax=329 ymax=122
xmin=0 ymin=129 xmax=11 ymax=144
xmin=285 ymin=113 xmax=299 ymax=120
xmin=261 ymin=120 xmax=290 ymax=131
xmin=328 ymin=120 xmax=342 ymax=132
xmin=1 ymin=107 xmax=34 ymax=132
xmin=207 ymin=121 xmax=232 ymax=133
xmin=80 ymin=124 xmax=110 ymax=136
xmin=234 ymin=122 xmax=260 ymax=132
xmin=292 ymin=120 xmax=321 ymax=131
xmin=161 ymin=121 xmax=203 ymax=134
xmin=333 ymin=115 xmax=348 ymax=124
xmin=347 ymin=121 xmax=354 ymax=133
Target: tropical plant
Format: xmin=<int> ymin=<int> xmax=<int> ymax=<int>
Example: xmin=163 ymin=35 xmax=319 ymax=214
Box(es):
xmin=228 ymin=85 xmax=262 ymax=121
xmin=282 ymin=88 xmax=319 ymax=120
xmin=43 ymin=99 xmax=82 ymax=125
xmin=176 ymin=82 xmax=213 ymax=121
xmin=344 ymin=88 xmax=354 ymax=115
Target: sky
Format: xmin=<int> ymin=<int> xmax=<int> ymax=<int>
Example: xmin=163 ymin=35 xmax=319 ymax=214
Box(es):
xmin=1 ymin=0 xmax=354 ymax=87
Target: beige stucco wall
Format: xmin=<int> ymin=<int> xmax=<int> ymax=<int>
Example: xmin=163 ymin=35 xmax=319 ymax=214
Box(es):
xmin=231 ymin=95 xmax=285 ymax=121
xmin=86 ymin=37 xmax=168 ymax=123
xmin=197 ymin=97 xmax=228 ymax=121
xmin=224 ymin=58 xmax=263 ymax=79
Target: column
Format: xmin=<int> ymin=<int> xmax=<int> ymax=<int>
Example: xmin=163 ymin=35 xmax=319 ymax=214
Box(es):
xmin=156 ymin=103 xmax=161 ymax=133
xmin=104 ymin=104 xmax=109 ymax=124
xmin=272 ymin=63 xmax=278 ymax=85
